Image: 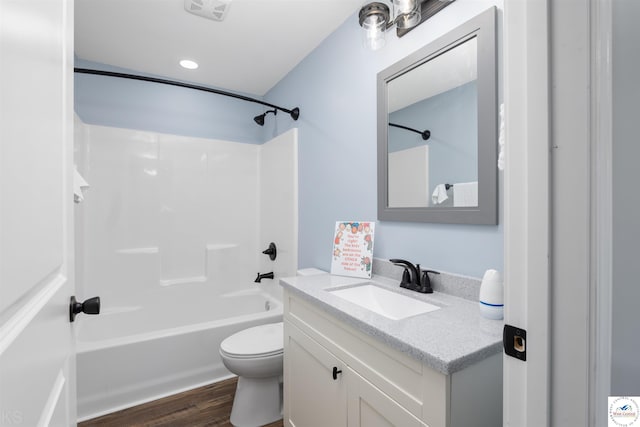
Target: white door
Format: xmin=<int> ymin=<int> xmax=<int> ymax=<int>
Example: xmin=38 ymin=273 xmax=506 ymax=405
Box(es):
xmin=504 ymin=0 xmax=599 ymax=425
xmin=0 ymin=0 xmax=76 ymax=425
xmin=503 ymin=0 xmax=551 ymax=425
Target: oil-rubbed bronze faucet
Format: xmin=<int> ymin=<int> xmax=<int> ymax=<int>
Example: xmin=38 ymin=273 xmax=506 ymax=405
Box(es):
xmin=254 ymin=272 xmax=274 ymax=283
xmin=389 ymin=259 xmax=439 ymax=294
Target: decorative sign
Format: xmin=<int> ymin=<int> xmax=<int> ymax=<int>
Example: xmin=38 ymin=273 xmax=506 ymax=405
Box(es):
xmin=331 ymin=221 xmax=375 ymax=278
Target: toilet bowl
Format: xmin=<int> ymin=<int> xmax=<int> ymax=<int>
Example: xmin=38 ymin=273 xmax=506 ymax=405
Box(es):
xmin=220 ymin=322 xmax=283 ymax=427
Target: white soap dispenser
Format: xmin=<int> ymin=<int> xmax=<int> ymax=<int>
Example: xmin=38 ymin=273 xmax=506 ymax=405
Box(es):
xmin=479 ymin=269 xmax=504 ymax=320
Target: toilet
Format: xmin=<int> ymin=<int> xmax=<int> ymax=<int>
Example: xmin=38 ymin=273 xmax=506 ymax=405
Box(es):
xmin=220 ymin=322 xmax=284 ymax=427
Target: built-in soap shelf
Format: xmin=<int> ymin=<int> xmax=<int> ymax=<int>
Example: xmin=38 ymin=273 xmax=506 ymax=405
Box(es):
xmin=113 ymin=243 xmax=242 ymax=287
xmin=159 ymin=276 xmax=207 ymax=287
xmin=206 ymin=243 xmax=238 ymax=251
xmin=115 ymin=247 xmax=159 ymax=254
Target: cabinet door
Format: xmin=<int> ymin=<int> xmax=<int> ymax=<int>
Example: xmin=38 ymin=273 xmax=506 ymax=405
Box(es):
xmin=284 ymin=321 xmax=347 ymax=427
xmin=347 ymin=367 xmax=427 ymax=427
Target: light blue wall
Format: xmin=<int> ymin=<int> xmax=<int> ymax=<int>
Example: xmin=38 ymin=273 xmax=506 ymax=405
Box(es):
xmin=74 ymin=58 xmax=265 ymax=144
xmin=389 ymin=81 xmax=478 ymax=199
xmin=264 ymin=1 xmax=503 ymax=278
xmin=74 ymin=1 xmax=503 ymax=278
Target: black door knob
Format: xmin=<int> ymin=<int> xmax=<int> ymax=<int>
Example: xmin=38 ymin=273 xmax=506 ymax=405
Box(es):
xmin=332 ymin=366 xmax=342 ymax=380
xmin=70 ymin=296 xmax=101 ymax=322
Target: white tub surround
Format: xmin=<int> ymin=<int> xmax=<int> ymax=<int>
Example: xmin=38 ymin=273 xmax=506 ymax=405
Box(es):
xmin=75 ymin=123 xmax=298 ymax=299
xmin=73 ymin=122 xmax=298 ymax=421
xmin=76 ymin=124 xmax=262 ymax=296
xmin=281 ymin=273 xmax=503 ymax=427
xmin=258 ymin=128 xmax=298 ymax=302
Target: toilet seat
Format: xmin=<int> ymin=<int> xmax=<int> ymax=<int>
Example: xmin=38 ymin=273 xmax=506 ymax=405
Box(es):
xmin=220 ymin=322 xmax=283 ymax=359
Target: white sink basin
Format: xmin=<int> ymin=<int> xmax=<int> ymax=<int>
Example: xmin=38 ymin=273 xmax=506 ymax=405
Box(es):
xmin=328 ymin=283 xmax=440 ymax=320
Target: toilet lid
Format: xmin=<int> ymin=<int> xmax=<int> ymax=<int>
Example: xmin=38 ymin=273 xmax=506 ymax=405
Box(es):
xmin=220 ymin=322 xmax=283 ymax=358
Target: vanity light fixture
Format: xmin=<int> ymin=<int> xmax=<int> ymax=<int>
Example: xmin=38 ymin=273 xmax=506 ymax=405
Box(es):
xmin=359 ymin=2 xmax=392 ymax=51
xmin=393 ymin=0 xmax=421 ymax=29
xmin=358 ymin=0 xmax=455 ymax=50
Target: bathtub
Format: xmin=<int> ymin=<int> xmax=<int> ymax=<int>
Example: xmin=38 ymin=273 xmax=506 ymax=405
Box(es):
xmin=75 ymin=285 xmax=283 ymax=421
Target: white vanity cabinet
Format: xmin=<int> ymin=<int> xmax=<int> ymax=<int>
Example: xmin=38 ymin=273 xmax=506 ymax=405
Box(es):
xmin=346 ymin=367 xmax=428 ymax=427
xmin=283 ymin=290 xmax=502 ymax=427
xmin=285 ymin=321 xmax=347 ymax=427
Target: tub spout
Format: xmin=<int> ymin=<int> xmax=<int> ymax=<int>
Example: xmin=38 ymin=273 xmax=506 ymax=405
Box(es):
xmin=255 ymin=272 xmax=274 ymax=283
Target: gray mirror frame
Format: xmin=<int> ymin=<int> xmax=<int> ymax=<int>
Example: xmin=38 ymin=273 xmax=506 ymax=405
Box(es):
xmin=377 ymin=7 xmax=497 ymax=225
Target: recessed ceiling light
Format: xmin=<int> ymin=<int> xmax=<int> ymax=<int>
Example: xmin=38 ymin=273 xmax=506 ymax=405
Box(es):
xmin=179 ymin=59 xmax=199 ymax=70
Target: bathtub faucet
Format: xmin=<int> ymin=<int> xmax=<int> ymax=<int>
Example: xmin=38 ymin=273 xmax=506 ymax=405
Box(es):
xmin=255 ymin=272 xmax=274 ymax=283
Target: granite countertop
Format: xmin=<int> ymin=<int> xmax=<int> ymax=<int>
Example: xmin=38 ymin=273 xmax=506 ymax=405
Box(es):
xmin=280 ymin=273 xmax=503 ymax=375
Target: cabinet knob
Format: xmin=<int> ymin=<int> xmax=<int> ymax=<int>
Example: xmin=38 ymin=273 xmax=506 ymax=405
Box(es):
xmin=332 ymin=366 xmax=342 ymax=380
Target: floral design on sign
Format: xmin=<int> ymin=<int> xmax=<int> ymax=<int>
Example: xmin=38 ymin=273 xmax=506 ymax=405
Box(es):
xmin=331 ymin=221 xmax=375 ymax=278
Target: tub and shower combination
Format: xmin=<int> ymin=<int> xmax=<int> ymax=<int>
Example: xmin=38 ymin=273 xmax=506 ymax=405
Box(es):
xmin=76 ymin=285 xmax=282 ymax=420
xmin=74 ymin=122 xmax=298 ymax=421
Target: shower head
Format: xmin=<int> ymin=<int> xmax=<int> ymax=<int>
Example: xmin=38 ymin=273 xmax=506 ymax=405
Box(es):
xmin=253 ymin=107 xmax=300 ymax=126
xmin=253 ymin=109 xmax=277 ymax=126
xmin=253 ymin=114 xmax=265 ymax=126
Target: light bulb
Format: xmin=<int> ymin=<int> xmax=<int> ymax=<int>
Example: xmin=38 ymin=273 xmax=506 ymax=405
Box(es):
xmin=362 ymin=14 xmax=387 ymax=50
xmin=393 ymin=0 xmax=414 ymax=14
xmin=393 ymin=0 xmax=420 ymax=29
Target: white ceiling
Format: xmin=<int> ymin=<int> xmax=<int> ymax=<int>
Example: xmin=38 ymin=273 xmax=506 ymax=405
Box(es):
xmin=75 ymin=0 xmax=363 ymax=96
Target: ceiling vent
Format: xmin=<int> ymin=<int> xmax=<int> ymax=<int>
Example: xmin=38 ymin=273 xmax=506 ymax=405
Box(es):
xmin=184 ymin=0 xmax=231 ymax=21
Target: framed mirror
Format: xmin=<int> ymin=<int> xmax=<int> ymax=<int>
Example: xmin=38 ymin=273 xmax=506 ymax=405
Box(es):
xmin=377 ymin=7 xmax=497 ymax=224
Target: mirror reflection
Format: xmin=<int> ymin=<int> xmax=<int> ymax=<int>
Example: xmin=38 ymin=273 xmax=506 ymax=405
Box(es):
xmin=387 ymin=37 xmax=478 ymax=208
xmin=377 ymin=7 xmax=497 ymax=224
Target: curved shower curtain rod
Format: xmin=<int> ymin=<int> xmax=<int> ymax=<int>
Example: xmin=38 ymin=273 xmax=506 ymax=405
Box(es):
xmin=74 ymin=68 xmax=300 ymax=125
xmin=389 ymin=122 xmax=430 ymax=140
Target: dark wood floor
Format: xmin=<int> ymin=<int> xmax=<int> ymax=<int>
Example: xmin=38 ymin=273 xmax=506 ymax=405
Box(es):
xmin=78 ymin=377 xmax=284 ymax=427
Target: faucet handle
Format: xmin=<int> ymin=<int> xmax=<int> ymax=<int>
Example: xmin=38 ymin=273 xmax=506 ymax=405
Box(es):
xmin=390 ymin=259 xmax=420 ymax=289
xmin=422 ymin=269 xmax=440 ymax=277
xmin=389 ymin=258 xmax=413 ymax=267
xmin=262 ymin=242 xmax=277 ymax=260
xmin=399 ymin=268 xmax=412 ymax=289
xmin=418 ymin=270 xmax=440 ymax=294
